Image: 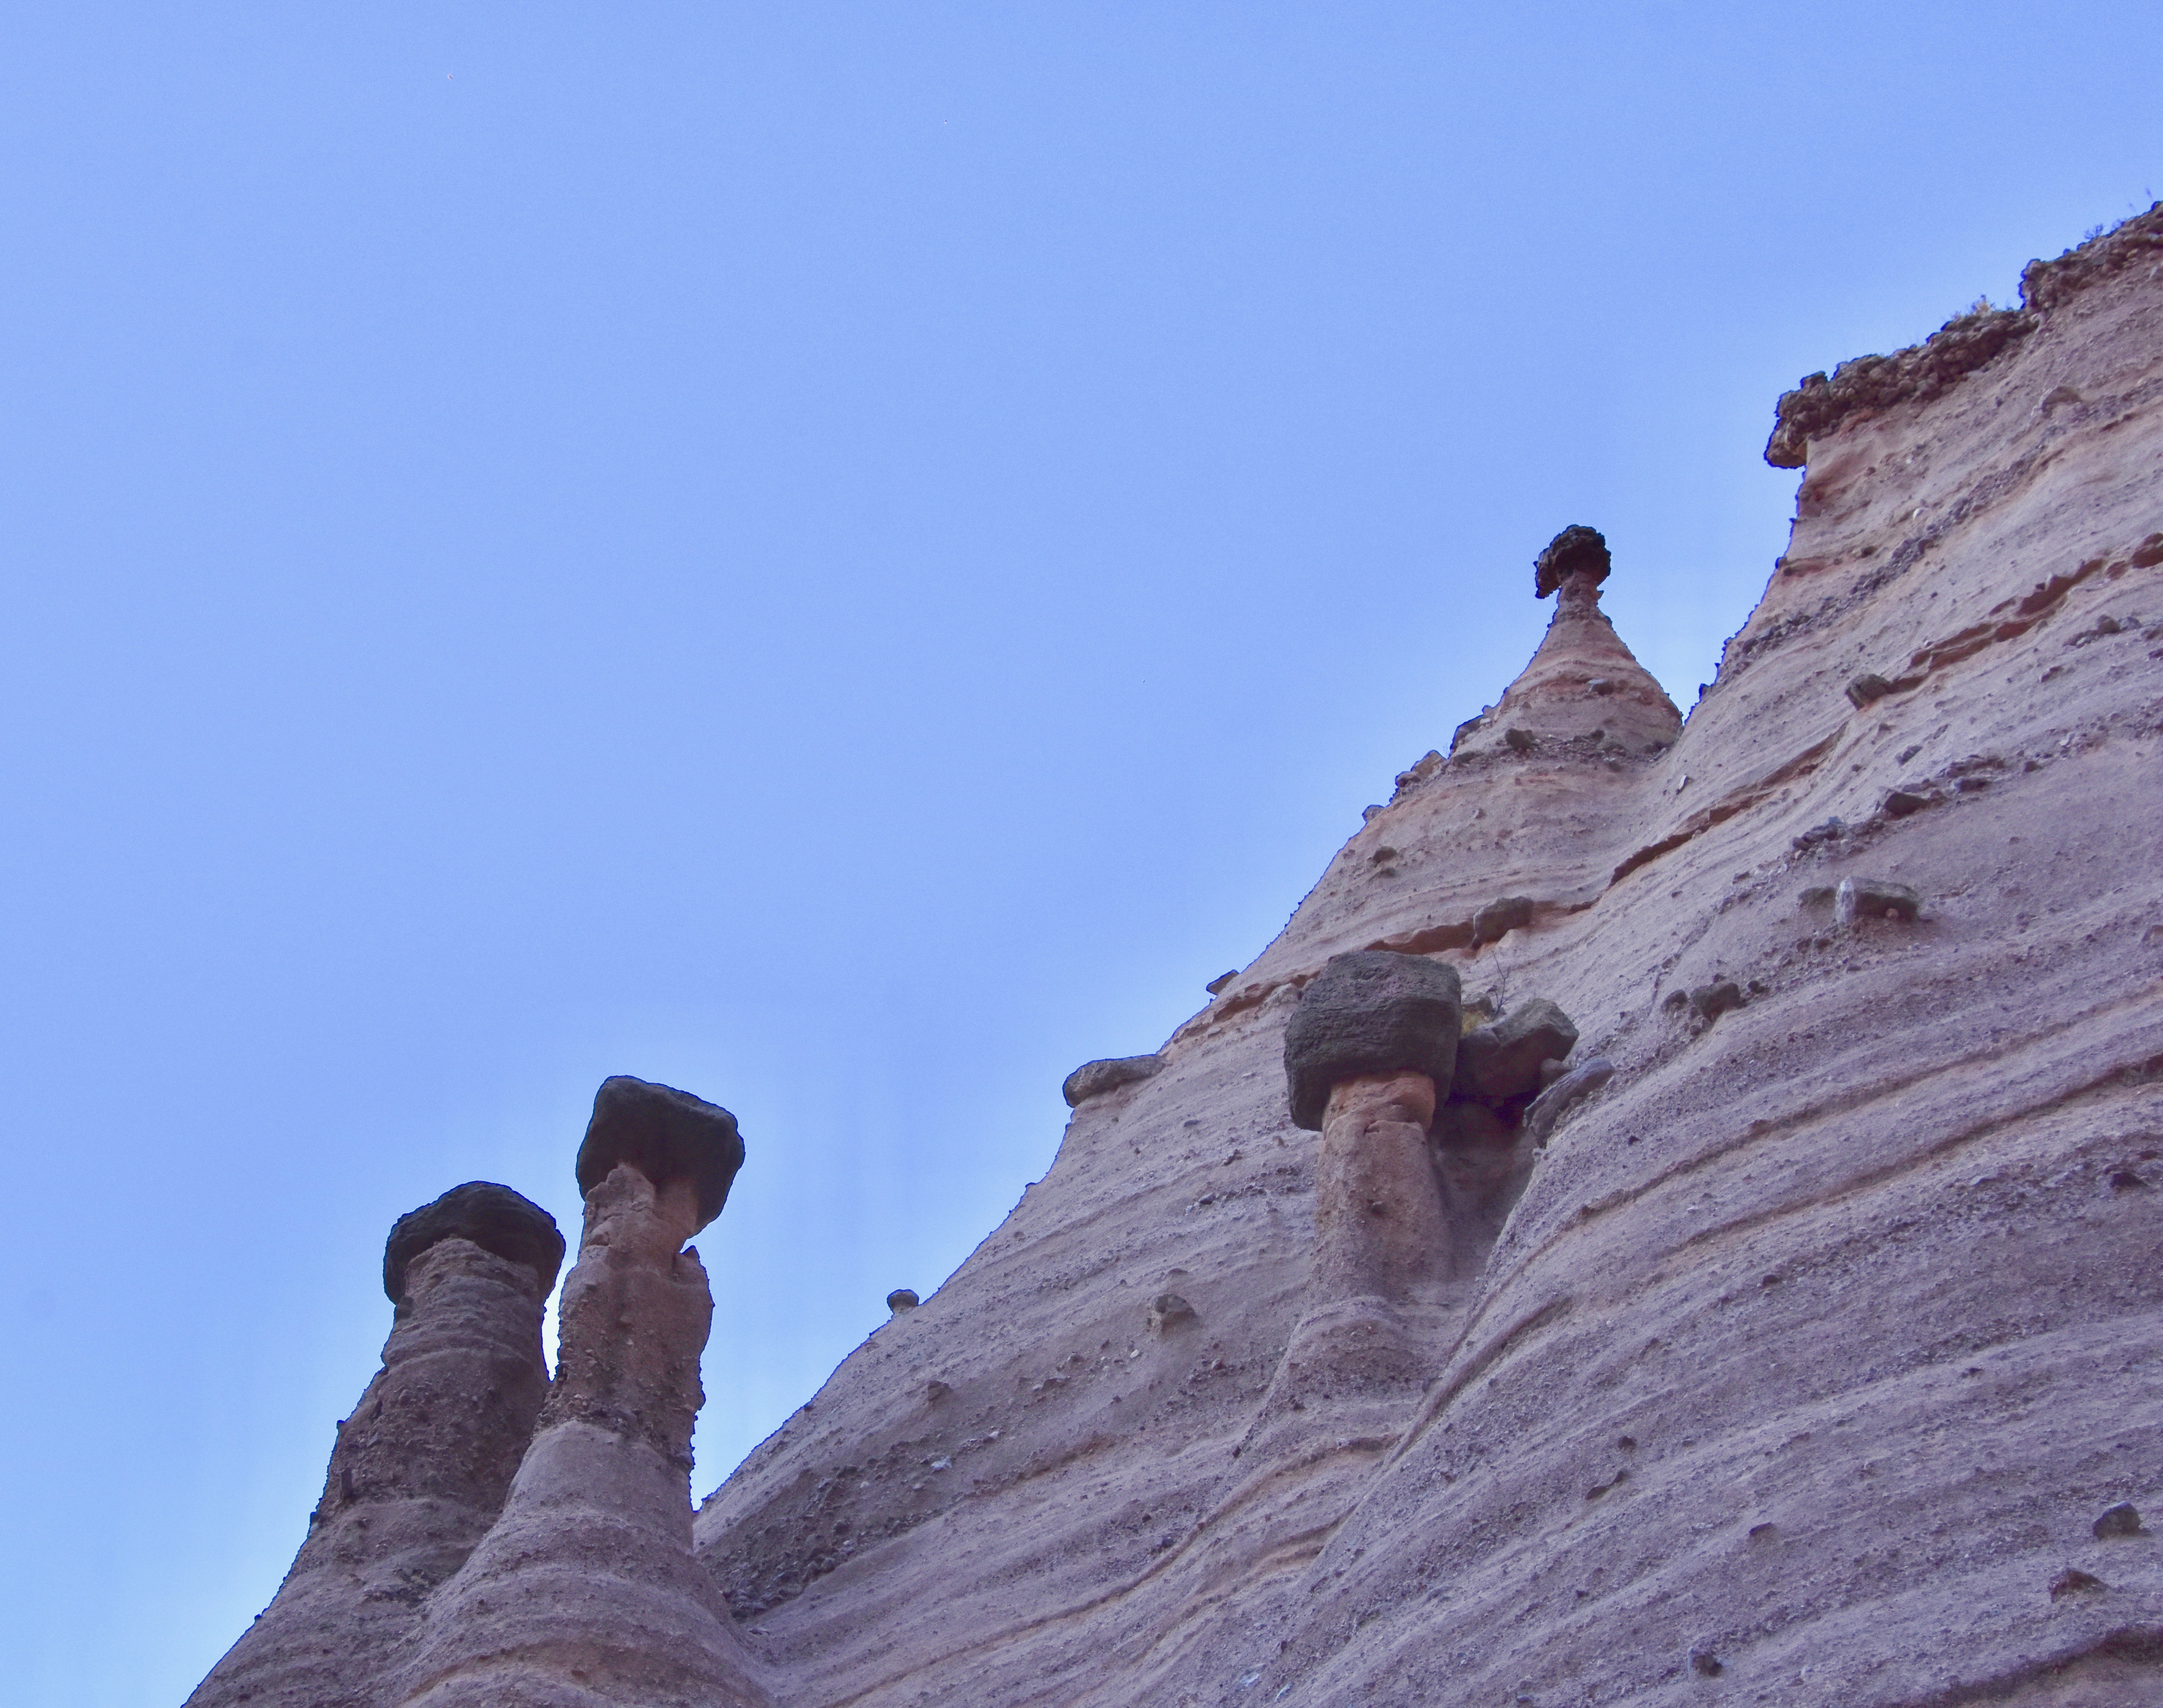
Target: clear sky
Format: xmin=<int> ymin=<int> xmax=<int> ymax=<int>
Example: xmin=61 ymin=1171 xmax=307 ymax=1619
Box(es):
xmin=1 ymin=5 xmax=2154 ymax=1701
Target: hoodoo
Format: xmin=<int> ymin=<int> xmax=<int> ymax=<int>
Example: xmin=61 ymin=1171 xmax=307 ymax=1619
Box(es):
xmin=1451 ymin=521 xmax=1683 ymax=760
xmin=187 ymin=1185 xmax=562 ymax=1708
xmin=192 ymin=205 xmax=2163 ymax=1707
xmin=392 ymin=1079 xmax=771 ymax=1708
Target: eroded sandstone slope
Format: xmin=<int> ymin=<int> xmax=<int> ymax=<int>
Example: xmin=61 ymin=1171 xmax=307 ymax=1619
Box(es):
xmin=689 ymin=206 xmax=2163 ymax=1707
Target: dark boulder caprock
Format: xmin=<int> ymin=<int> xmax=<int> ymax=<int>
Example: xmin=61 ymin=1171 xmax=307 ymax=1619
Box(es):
xmin=1062 ymin=1054 xmax=1165 ymax=1107
xmin=382 ymin=1182 xmax=565 ymax=1304
xmin=1454 ymin=999 xmax=1580 ymax=1108
xmin=1283 ymin=951 xmax=1463 ymax=1130
xmin=576 ymin=1075 xmax=746 ymax=1231
xmin=1533 ymin=524 xmax=1612 ymax=598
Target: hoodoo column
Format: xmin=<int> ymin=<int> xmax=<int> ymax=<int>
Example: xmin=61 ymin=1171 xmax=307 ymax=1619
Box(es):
xmin=1283 ymin=949 xmax=1462 ymax=1301
xmin=187 ymin=1184 xmax=564 ymax=1708
xmin=392 ymin=1076 xmax=772 ymax=1708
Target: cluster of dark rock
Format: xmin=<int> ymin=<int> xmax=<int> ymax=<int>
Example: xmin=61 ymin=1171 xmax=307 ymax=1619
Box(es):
xmin=1284 ymin=950 xmax=1606 ymax=1155
xmin=1060 ymin=952 xmax=1613 ymax=1319
xmin=1275 ymin=950 xmax=1611 ymax=1305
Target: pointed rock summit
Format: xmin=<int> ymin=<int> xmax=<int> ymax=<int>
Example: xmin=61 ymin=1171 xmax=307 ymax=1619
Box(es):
xmin=1451 ymin=525 xmax=1680 ymax=759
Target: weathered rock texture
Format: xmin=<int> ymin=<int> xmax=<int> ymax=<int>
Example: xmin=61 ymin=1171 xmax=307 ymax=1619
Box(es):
xmin=190 ymin=1119 xmax=771 ymax=1708
xmin=1062 ymin=1053 xmax=1167 ymax=1107
xmin=1310 ymin=1070 xmax=1450 ymax=1301
xmin=383 ymin=1180 xmax=567 ymax=1303
xmin=194 ymin=206 xmax=2163 ymax=1708
xmin=189 ymin=1189 xmax=561 ymax=1708
xmin=577 ymin=1076 xmax=746 ymax=1231
xmin=688 ymin=208 xmax=2163 ymax=1707
xmin=393 ymin=1162 xmax=771 ymax=1708
xmin=1281 ymin=950 xmax=1463 ymax=1130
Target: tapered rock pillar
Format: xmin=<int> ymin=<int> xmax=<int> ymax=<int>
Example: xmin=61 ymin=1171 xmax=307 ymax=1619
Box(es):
xmin=1235 ymin=952 xmax=1465 ymax=1463
xmin=1284 ymin=951 xmax=1461 ymax=1302
xmin=1450 ymin=524 xmax=1682 ymax=759
xmin=1312 ymin=1070 xmax=1449 ymax=1299
xmin=392 ymin=1078 xmax=772 ymax=1708
xmin=187 ymin=1184 xmax=564 ymax=1708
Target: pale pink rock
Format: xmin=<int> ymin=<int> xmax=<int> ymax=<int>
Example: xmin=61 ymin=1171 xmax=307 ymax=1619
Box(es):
xmin=190 ymin=204 xmax=2163 ymax=1708
xmin=392 ymin=1163 xmax=772 ymax=1708
xmin=1310 ymin=1070 xmax=1447 ymax=1300
xmin=187 ymin=1236 xmax=552 ymax=1708
xmin=691 ymin=208 xmax=2163 ymax=1708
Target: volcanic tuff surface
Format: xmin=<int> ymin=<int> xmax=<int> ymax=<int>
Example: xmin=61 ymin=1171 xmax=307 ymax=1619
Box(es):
xmin=690 ymin=208 xmax=2163 ymax=1706
xmin=190 ymin=207 xmax=2163 ymax=1707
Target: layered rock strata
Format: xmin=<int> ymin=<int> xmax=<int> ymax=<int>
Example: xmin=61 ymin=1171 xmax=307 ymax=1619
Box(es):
xmin=391 ymin=1078 xmax=770 ymax=1708
xmin=188 ymin=1185 xmax=563 ymax=1708
xmin=393 ymin=1161 xmax=770 ymax=1708
xmin=191 ymin=206 xmax=2163 ymax=1708
xmin=689 ymin=208 xmax=2163 ymax=1707
xmin=189 ymin=1082 xmax=773 ymax=1708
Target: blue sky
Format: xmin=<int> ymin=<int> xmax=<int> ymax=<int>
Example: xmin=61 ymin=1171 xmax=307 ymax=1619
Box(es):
xmin=1 ymin=5 xmax=2155 ymax=1701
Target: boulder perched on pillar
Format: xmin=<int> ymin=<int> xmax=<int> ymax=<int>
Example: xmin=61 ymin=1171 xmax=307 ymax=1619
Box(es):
xmin=1282 ymin=951 xmax=1462 ymax=1130
xmin=190 ymin=1195 xmax=558 ymax=1708
xmin=382 ymin=1181 xmax=566 ymax=1304
xmin=1533 ymin=524 xmax=1611 ymax=598
xmin=576 ymin=1075 xmax=745 ymax=1232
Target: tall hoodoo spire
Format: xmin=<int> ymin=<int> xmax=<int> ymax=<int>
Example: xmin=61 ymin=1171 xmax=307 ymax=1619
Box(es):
xmin=187 ymin=1186 xmax=562 ymax=1708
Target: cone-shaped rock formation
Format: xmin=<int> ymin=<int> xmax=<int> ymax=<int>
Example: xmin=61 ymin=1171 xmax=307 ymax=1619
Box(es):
xmin=687 ymin=208 xmax=2163 ymax=1708
xmin=391 ymin=1083 xmax=768 ymax=1708
xmin=1452 ymin=523 xmax=1683 ymax=759
xmin=192 ymin=204 xmax=2163 ymax=1708
xmin=188 ymin=1185 xmax=560 ymax=1708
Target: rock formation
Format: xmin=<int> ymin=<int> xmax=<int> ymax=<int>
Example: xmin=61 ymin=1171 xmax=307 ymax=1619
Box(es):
xmin=188 ymin=1184 xmax=564 ymax=1708
xmin=193 ymin=205 xmax=2163 ymax=1706
xmin=1289 ymin=951 xmax=1461 ymax=1303
xmin=189 ymin=1085 xmax=772 ymax=1708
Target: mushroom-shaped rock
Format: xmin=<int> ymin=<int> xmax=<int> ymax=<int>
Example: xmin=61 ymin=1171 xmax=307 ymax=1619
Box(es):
xmin=1534 ymin=524 xmax=1612 ymax=599
xmin=1455 ymin=999 xmax=1580 ymax=1108
xmin=887 ymin=1288 xmax=920 ymax=1316
xmin=390 ymin=1160 xmax=773 ymax=1708
xmin=1062 ymin=1053 xmax=1164 ymax=1107
xmin=576 ymin=1075 xmax=744 ymax=1233
xmin=1283 ymin=951 xmax=1462 ymax=1131
xmin=383 ymin=1181 xmax=565 ymax=1304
